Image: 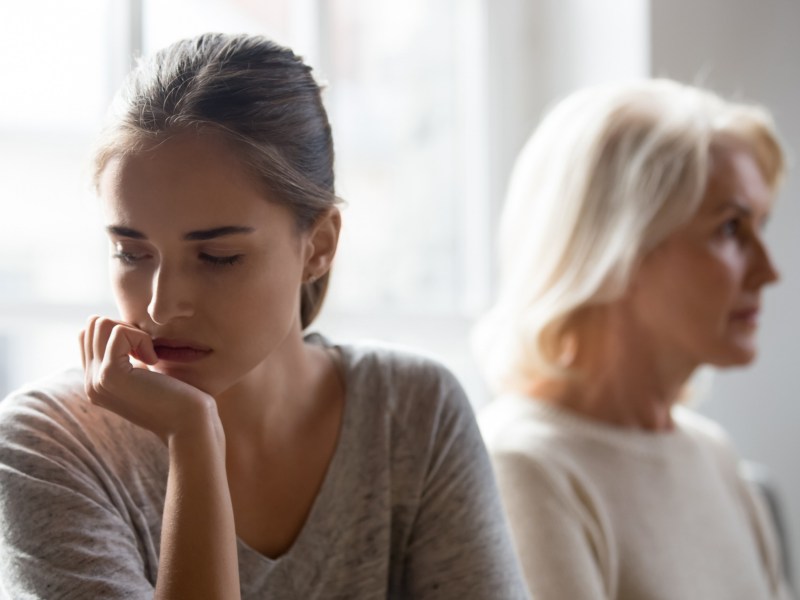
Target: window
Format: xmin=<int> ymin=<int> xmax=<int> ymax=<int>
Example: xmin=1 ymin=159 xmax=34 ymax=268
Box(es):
xmin=0 ymin=0 xmax=491 ymax=400
xmin=0 ymin=1 xmax=116 ymax=392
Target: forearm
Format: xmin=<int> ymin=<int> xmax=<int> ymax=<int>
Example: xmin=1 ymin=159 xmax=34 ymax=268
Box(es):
xmin=155 ymin=409 xmax=239 ymax=600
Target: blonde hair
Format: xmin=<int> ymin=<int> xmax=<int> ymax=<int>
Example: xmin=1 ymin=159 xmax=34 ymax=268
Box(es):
xmin=474 ymin=79 xmax=785 ymax=393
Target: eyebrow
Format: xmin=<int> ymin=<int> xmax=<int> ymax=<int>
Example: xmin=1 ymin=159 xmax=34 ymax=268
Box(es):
xmin=711 ymin=199 xmax=772 ymax=229
xmin=107 ymin=226 xmax=146 ymax=239
xmin=106 ymin=225 xmax=255 ymax=240
xmin=184 ymin=226 xmax=255 ymax=241
xmin=712 ymin=199 xmax=752 ymax=217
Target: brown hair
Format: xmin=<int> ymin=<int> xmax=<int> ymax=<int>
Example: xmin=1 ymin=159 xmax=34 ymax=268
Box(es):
xmin=93 ymin=32 xmax=337 ymax=328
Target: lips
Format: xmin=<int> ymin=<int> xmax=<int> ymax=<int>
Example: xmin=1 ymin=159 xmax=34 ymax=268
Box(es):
xmin=152 ymin=338 xmax=212 ymax=362
xmin=730 ymin=307 xmax=760 ymax=324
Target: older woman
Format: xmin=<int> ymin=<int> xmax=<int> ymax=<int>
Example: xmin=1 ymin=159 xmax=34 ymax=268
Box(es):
xmin=475 ymin=79 xmax=792 ymax=599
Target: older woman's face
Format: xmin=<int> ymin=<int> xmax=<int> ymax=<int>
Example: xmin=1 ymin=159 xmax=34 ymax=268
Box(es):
xmin=627 ymin=144 xmax=779 ymax=369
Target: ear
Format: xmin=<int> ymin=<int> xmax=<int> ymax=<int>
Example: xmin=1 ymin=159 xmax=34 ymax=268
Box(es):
xmin=302 ymin=207 xmax=341 ymax=281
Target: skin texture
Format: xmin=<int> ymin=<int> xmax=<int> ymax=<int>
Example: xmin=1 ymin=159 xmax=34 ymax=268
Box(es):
xmin=537 ymin=143 xmax=779 ymax=430
xmin=627 ymin=143 xmax=778 ymax=371
xmin=81 ymin=132 xmax=344 ymax=599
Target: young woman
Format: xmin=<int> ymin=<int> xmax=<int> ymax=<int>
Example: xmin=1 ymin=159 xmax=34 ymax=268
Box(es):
xmin=0 ymin=33 xmax=527 ymax=599
xmin=474 ymin=79 xmax=793 ymax=599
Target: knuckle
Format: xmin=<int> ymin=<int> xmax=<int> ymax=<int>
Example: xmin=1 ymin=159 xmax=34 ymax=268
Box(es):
xmin=95 ymin=316 xmax=115 ymax=332
xmin=96 ymin=367 xmax=115 ymax=393
xmin=86 ymin=371 xmax=117 ymax=408
xmin=85 ymin=390 xmax=103 ymax=407
xmin=84 ymin=380 xmax=105 ymax=406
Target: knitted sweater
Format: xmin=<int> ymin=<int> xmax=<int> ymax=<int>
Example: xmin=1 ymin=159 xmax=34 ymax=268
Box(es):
xmin=0 ymin=340 xmax=528 ymax=599
xmin=480 ymin=395 xmax=793 ymax=600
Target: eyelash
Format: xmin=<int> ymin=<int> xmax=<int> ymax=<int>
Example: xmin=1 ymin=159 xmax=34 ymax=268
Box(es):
xmin=199 ymin=253 xmax=244 ymax=267
xmin=718 ymin=217 xmax=742 ymax=237
xmin=113 ymin=251 xmax=146 ymax=265
xmin=112 ymin=251 xmax=244 ymax=268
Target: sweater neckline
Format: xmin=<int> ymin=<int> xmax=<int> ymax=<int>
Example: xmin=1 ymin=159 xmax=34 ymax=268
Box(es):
xmin=236 ymin=333 xmax=355 ymax=571
xmin=496 ymin=393 xmax=696 ymax=456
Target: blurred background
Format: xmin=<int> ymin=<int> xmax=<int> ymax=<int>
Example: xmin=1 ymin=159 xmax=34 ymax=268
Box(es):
xmin=1 ymin=0 xmax=798 ymax=579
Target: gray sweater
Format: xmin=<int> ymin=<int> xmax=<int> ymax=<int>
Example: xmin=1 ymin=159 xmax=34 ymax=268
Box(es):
xmin=0 ymin=339 xmax=528 ymax=599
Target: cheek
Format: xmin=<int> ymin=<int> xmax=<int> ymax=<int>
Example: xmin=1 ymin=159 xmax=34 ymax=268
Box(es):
xmin=111 ymin=270 xmax=149 ymax=319
xmin=689 ymin=252 xmax=744 ymax=312
xmin=221 ymin=265 xmax=302 ymax=327
xmin=630 ymin=253 xmax=723 ymax=332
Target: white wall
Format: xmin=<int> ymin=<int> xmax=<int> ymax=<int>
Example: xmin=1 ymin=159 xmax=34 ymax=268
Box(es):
xmin=650 ymin=0 xmax=800 ymax=580
xmin=485 ymin=0 xmax=650 ymax=242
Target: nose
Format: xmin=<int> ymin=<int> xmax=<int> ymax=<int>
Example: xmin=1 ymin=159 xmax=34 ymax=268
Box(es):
xmin=747 ymin=236 xmax=780 ymax=289
xmin=147 ymin=264 xmax=195 ymax=325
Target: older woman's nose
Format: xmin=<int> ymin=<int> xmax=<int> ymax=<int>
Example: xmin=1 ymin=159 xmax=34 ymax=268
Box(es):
xmin=747 ymin=236 xmax=780 ymax=289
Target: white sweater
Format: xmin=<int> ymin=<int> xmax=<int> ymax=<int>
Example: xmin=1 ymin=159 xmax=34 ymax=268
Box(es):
xmin=480 ymin=395 xmax=793 ymax=600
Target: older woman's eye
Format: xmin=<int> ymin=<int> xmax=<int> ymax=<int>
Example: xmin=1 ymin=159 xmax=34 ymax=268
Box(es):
xmin=718 ymin=218 xmax=742 ymax=238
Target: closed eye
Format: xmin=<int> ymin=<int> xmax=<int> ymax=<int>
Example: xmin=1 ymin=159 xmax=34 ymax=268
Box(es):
xmin=199 ymin=253 xmax=244 ymax=267
xmin=113 ymin=250 xmax=149 ymax=265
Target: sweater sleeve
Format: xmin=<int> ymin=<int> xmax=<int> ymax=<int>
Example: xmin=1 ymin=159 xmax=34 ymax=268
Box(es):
xmin=679 ymin=408 xmax=795 ymax=599
xmin=490 ymin=449 xmax=612 ymax=600
xmin=742 ymin=478 xmax=798 ymax=600
xmin=398 ymin=368 xmax=529 ymax=600
xmin=0 ymin=390 xmax=157 ymax=599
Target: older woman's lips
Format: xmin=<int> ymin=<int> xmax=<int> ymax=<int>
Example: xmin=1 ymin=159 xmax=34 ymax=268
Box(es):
xmin=730 ymin=308 xmax=759 ymax=325
xmin=152 ymin=339 xmax=212 ymax=362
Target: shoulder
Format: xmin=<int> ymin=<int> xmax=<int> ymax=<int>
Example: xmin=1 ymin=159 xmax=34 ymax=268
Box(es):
xmin=672 ymin=405 xmax=740 ymax=467
xmin=478 ymin=395 xmax=585 ymax=466
xmin=0 ymin=368 xmax=161 ymax=481
xmin=479 ymin=395 xmax=548 ymax=448
xmin=336 ymin=338 xmax=473 ymax=423
xmin=0 ymin=369 xmax=89 ymax=444
xmin=479 ymin=397 xmax=594 ymax=494
xmin=0 ymin=372 xmax=163 ymax=597
xmin=673 ymin=406 xmax=790 ymax=591
xmin=339 ymin=339 xmax=464 ymax=393
xmin=673 ymin=404 xmax=732 ymax=444
xmin=332 ymin=339 xmax=488 ymax=481
xmin=671 ymin=406 xmax=760 ymax=495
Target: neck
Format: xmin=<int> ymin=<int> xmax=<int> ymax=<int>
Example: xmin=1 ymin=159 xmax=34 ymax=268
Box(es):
xmin=214 ymin=329 xmax=334 ymax=444
xmin=531 ymin=306 xmax=698 ymax=432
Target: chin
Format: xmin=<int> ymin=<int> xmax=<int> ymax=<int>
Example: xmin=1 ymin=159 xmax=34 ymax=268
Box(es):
xmin=709 ymin=346 xmax=758 ymax=368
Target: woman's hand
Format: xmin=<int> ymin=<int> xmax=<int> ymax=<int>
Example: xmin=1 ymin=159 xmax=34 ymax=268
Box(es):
xmin=80 ymin=316 xmax=239 ymax=598
xmin=79 ymin=316 xmax=221 ymax=445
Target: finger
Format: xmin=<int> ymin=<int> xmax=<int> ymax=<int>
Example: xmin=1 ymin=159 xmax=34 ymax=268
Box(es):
xmin=104 ymin=324 xmax=158 ymax=370
xmin=92 ymin=324 xmax=136 ymax=401
xmin=83 ymin=315 xmax=99 ymax=364
xmin=127 ymin=329 xmax=158 ymax=365
xmin=83 ymin=316 xmax=104 ymax=402
xmin=78 ymin=329 xmax=86 ymax=370
xmin=92 ymin=317 xmax=120 ymax=364
xmin=98 ymin=326 xmax=134 ymax=392
xmin=97 ymin=325 xmax=158 ymax=398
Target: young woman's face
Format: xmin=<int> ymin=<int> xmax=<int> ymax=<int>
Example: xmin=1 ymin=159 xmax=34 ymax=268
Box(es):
xmin=627 ymin=144 xmax=779 ymax=369
xmin=98 ymin=133 xmax=331 ymax=396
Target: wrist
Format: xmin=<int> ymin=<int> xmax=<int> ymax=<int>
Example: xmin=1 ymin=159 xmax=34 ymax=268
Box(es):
xmin=167 ymin=395 xmax=226 ymax=452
